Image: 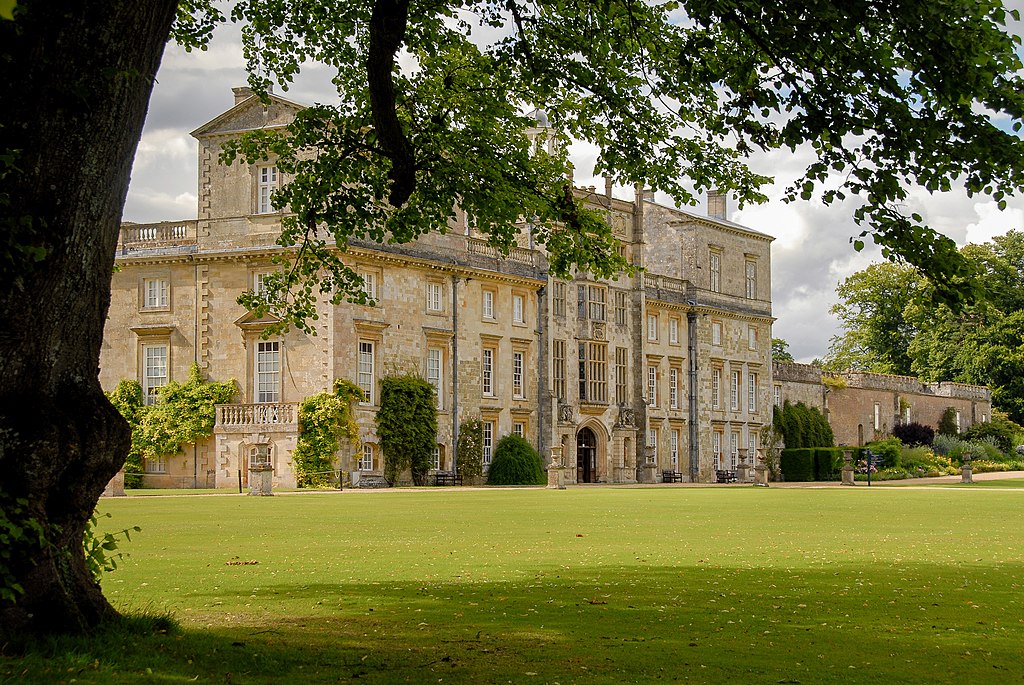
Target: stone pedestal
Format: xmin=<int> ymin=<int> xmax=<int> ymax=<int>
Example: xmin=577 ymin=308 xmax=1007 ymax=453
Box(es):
xmin=547 ymin=446 xmax=566 ymax=489
xmin=841 ymin=449 xmax=855 ymax=486
xmin=248 ymin=465 xmax=274 ymax=496
xmin=639 ymin=463 xmax=659 ymax=484
xmin=102 ymin=469 xmax=126 ymax=497
xmin=753 ymin=463 xmax=769 ymax=487
xmin=736 ymin=448 xmax=751 ymax=483
xmin=961 ymin=460 xmax=973 ymax=484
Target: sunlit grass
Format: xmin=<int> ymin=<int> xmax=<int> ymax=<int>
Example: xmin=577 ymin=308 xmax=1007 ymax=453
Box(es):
xmin=3 ymin=487 xmax=1022 ymax=684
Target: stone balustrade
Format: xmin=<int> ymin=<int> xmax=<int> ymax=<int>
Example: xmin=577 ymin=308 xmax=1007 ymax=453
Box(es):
xmin=216 ymin=402 xmax=298 ymax=427
xmin=120 ymin=220 xmax=197 ymax=248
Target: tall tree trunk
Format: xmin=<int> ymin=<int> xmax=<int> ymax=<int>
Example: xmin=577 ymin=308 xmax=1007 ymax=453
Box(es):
xmin=0 ymin=1 xmax=179 ymax=638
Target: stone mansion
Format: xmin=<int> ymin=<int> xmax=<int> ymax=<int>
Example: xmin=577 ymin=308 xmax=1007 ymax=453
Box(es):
xmin=100 ymin=87 xmax=780 ymax=487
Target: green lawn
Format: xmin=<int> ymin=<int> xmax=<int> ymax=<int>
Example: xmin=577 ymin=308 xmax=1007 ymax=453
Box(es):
xmin=4 ymin=487 xmax=1023 ymax=684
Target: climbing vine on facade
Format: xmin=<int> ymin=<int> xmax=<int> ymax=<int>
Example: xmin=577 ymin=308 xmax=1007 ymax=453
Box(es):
xmin=375 ymin=375 xmax=437 ymax=486
xmin=293 ymin=379 xmax=363 ymax=487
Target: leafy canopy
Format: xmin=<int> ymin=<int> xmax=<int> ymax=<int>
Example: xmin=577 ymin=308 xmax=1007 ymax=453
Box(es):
xmin=189 ymin=0 xmax=1024 ymax=329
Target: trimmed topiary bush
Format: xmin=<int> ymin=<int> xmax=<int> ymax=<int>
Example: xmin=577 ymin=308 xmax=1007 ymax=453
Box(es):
xmin=780 ymin=448 xmax=815 ymax=482
xmin=775 ymin=402 xmax=834 ymax=449
xmin=486 ymin=435 xmax=545 ymax=485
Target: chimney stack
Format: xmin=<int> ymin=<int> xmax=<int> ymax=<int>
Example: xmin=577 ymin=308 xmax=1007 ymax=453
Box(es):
xmin=232 ymin=86 xmax=254 ymax=106
xmin=707 ymin=190 xmax=727 ymax=220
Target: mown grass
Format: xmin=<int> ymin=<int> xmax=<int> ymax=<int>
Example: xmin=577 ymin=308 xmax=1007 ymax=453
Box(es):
xmin=3 ymin=487 xmax=1023 ymax=684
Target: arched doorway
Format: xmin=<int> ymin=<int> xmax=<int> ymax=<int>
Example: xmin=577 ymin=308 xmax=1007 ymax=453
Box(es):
xmin=577 ymin=427 xmax=597 ymax=483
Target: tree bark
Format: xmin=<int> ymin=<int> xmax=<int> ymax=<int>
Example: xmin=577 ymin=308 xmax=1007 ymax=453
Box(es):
xmin=0 ymin=1 xmax=179 ymax=638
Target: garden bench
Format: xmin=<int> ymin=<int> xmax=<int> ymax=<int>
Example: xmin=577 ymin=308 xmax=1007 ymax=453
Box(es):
xmin=662 ymin=470 xmax=683 ymax=483
xmin=433 ymin=471 xmax=464 ymax=486
xmin=715 ymin=470 xmax=737 ymax=483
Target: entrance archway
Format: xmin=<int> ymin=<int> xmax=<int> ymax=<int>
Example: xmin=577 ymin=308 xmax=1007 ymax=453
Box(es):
xmin=577 ymin=427 xmax=597 ymax=483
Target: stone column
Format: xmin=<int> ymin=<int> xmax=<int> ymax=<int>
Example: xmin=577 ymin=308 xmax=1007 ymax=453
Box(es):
xmin=248 ymin=464 xmax=274 ymax=496
xmin=736 ymin=448 xmax=751 ymax=483
xmin=547 ymin=446 xmax=566 ymax=489
xmin=961 ymin=454 xmax=974 ymax=484
xmin=841 ymin=449 xmax=856 ymax=486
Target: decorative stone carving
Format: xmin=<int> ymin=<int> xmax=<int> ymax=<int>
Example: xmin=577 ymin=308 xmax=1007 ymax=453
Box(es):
xmin=592 ymin=322 xmax=606 ymax=340
xmin=961 ymin=452 xmax=974 ymax=484
xmin=615 ymin=405 xmax=636 ymax=428
xmin=558 ymin=402 xmax=575 ymax=424
xmin=841 ymin=449 xmax=855 ymax=486
xmin=736 ymin=448 xmax=751 ymax=483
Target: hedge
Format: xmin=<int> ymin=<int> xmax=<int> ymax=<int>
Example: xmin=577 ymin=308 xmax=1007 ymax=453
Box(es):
xmin=781 ymin=448 xmax=815 ymax=482
xmin=813 ymin=448 xmax=845 ymax=481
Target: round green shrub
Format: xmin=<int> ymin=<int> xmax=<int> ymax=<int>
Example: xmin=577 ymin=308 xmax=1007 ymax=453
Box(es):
xmin=487 ymin=435 xmax=545 ymax=485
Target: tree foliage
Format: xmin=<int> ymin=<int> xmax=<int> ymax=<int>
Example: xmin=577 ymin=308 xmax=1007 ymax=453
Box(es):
xmin=891 ymin=422 xmax=935 ymax=447
xmin=486 ymin=435 xmax=545 ymax=486
xmin=771 ymin=338 xmax=794 ymax=363
xmin=827 ymin=231 xmax=1024 ymax=423
xmin=456 ymin=418 xmax=484 ymax=481
xmin=375 ymin=375 xmax=437 ymax=485
xmin=293 ymin=379 xmax=363 ymax=488
xmin=217 ymin=0 xmax=1024 ymax=330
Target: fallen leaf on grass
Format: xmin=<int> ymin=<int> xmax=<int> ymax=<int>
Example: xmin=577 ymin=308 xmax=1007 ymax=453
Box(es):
xmin=225 ymin=560 xmax=259 ymax=566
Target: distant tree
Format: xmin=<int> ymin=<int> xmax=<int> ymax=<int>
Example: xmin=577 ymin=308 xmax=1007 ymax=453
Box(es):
xmin=375 ymin=375 xmax=437 ymax=485
xmin=771 ymin=338 xmax=795 ymax=363
xmin=938 ymin=408 xmax=960 ymax=437
xmin=105 ymin=381 xmax=146 ymax=489
xmin=776 ymin=401 xmax=834 ymax=449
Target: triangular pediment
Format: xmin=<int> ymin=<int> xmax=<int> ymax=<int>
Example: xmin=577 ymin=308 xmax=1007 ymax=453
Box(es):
xmin=234 ymin=308 xmax=283 ymax=331
xmin=191 ymin=93 xmax=305 ymax=139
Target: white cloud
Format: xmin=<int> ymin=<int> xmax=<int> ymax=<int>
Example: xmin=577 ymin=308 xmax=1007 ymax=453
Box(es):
xmin=964 ymin=201 xmax=1024 ymax=246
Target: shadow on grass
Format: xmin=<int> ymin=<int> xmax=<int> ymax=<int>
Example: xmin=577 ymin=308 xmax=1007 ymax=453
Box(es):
xmin=4 ymin=562 xmax=1022 ymax=684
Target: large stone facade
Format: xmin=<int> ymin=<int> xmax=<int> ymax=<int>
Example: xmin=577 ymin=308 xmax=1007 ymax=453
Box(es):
xmin=773 ymin=362 xmax=992 ymax=447
xmin=100 ymin=89 xmax=776 ymax=487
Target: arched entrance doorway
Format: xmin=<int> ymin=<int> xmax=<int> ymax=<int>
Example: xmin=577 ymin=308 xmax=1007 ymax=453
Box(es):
xmin=577 ymin=427 xmax=597 ymax=483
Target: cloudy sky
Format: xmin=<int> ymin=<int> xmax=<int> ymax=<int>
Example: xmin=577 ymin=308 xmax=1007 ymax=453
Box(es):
xmin=124 ymin=10 xmax=1024 ymax=363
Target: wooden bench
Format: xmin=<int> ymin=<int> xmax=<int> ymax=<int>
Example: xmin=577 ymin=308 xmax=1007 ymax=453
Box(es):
xmin=715 ymin=470 xmax=738 ymax=483
xmin=662 ymin=470 xmax=683 ymax=483
xmin=433 ymin=471 xmax=464 ymax=486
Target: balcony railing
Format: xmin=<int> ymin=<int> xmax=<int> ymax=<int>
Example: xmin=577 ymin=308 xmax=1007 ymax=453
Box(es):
xmin=120 ymin=220 xmax=197 ymax=249
xmin=467 ymin=237 xmax=536 ymax=266
xmin=216 ymin=402 xmax=298 ymax=427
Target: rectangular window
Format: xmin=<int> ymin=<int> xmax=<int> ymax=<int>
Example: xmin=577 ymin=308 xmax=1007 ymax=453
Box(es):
xmin=748 ymin=326 xmax=757 ymax=350
xmin=904 ymin=406 xmax=911 ymax=423
xmin=361 ymin=271 xmax=377 ymax=301
xmin=142 ymin=344 xmax=168 ymax=405
xmin=647 ymin=365 xmax=658 ymax=407
xmin=712 ymin=368 xmax=721 ymax=409
xmin=513 ymin=422 xmax=524 ymax=438
xmin=748 ymin=432 xmax=757 ymax=463
xmin=256 ymin=341 xmax=281 ymax=403
xmin=648 ymin=428 xmax=657 ymax=449
xmin=577 ymin=284 xmax=587 ymax=319
xmin=745 ymin=260 xmax=757 ymax=299
xmin=553 ymin=340 xmax=566 ymax=400
xmin=748 ymin=372 xmax=758 ymax=413
xmin=482 ymin=348 xmax=495 ymax=397
xmin=712 ymin=321 xmax=722 ymax=346
xmin=730 ymin=370 xmax=740 ymax=411
xmin=669 ymin=318 xmax=679 ymax=344
xmin=731 ymin=432 xmax=739 ymax=469
xmin=586 ymin=343 xmax=608 ymax=403
xmin=513 ymin=293 xmax=525 ymax=324
xmin=713 ymin=431 xmax=722 ymax=469
xmin=431 ymin=445 xmax=441 ymax=471
xmin=143 ymin=277 xmax=169 ymax=309
xmin=483 ymin=421 xmax=493 ymax=466
xmin=647 ymin=314 xmax=658 ymax=341
xmin=427 ymin=347 xmax=443 ymax=409
xmin=669 ymin=368 xmax=679 ymax=409
xmin=145 ymin=455 xmax=167 ymax=473
xmin=774 ymin=384 xmax=782 ymax=407
xmin=588 ymin=286 xmax=606 ymax=321
xmin=615 ymin=347 xmax=628 ymax=405
xmin=253 ymin=272 xmax=270 ymax=299
xmin=427 ymin=281 xmax=443 ymax=311
xmin=513 ymin=351 xmax=524 ymax=398
xmin=955 ymin=410 xmax=962 ymax=432
xmin=615 ymin=291 xmax=628 ymax=325
xmin=710 ymin=251 xmax=721 ymax=293
xmin=482 ymin=289 xmax=495 ymax=319
xmin=553 ymin=282 xmax=566 ymax=317
xmin=359 ymin=444 xmax=374 ymax=471
xmin=578 ymin=342 xmax=587 ymax=400
xmin=258 ymin=165 xmax=278 ymax=214
xmin=358 ymin=340 xmax=374 ymax=404
xmin=873 ymin=402 xmax=881 ymax=430
xmin=670 ymin=430 xmax=679 ymax=467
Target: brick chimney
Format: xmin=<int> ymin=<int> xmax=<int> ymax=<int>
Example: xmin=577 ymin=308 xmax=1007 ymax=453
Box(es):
xmin=707 ymin=190 xmax=727 ymax=220
xmin=232 ymin=86 xmax=254 ymax=106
